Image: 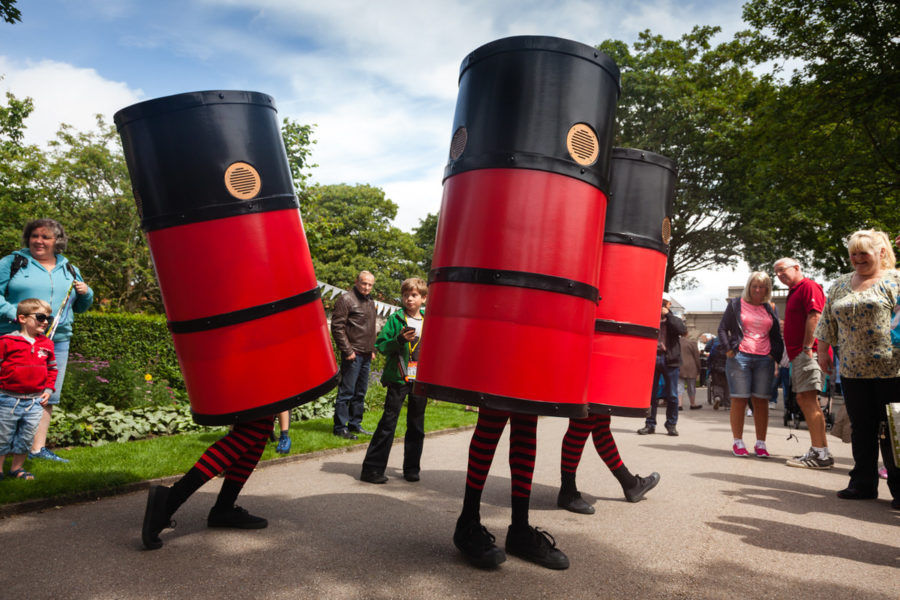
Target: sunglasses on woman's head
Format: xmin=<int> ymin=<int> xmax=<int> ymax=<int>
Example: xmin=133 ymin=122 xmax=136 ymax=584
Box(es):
xmin=27 ymin=313 xmax=53 ymax=323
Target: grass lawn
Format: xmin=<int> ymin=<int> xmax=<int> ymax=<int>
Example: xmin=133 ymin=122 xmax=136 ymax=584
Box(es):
xmin=0 ymin=399 xmax=477 ymax=508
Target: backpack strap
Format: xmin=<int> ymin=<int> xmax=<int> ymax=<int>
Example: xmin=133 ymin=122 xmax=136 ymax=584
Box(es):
xmin=4 ymin=254 xmax=29 ymax=297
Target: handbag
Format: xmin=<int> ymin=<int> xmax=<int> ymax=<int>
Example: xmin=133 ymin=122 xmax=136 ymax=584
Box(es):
xmin=829 ymin=405 xmax=851 ymax=443
xmin=887 ymin=403 xmax=900 ymax=468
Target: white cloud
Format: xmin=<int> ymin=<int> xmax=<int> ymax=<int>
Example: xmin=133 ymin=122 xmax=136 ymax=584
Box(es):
xmin=0 ymin=56 xmax=143 ymax=147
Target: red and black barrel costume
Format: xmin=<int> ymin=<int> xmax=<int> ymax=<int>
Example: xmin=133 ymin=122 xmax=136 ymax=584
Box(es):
xmin=414 ymin=36 xmax=620 ymax=567
xmin=115 ymin=91 xmax=337 ymax=548
xmin=560 ymin=148 xmax=676 ymax=504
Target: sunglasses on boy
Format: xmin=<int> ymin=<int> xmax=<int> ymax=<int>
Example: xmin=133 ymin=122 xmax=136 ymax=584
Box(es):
xmin=27 ymin=313 xmax=54 ymax=324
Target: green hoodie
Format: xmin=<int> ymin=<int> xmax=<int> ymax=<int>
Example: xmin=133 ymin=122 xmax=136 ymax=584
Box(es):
xmin=376 ymin=307 xmax=425 ymax=385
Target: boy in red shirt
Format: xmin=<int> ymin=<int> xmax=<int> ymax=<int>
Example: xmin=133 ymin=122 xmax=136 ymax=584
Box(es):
xmin=0 ymin=298 xmax=58 ymax=480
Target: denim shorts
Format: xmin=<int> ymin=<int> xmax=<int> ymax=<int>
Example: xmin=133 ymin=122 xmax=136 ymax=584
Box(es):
xmin=0 ymin=394 xmax=43 ymax=455
xmin=725 ymin=351 xmax=775 ymax=399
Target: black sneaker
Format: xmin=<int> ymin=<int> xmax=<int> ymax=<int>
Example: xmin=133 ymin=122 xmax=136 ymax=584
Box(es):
xmin=556 ymin=490 xmax=595 ymax=514
xmin=505 ymin=524 xmax=570 ymax=570
xmin=453 ymin=518 xmax=506 ymax=569
xmin=403 ymin=472 xmax=420 ymax=482
xmin=665 ymin=425 xmax=679 ymax=436
xmin=334 ymin=428 xmax=358 ymax=440
xmin=349 ymin=426 xmax=373 ymax=435
xmin=207 ymin=505 xmax=268 ymax=529
xmin=141 ymin=485 xmax=175 ymax=550
xmin=636 ymin=426 xmax=655 ymax=435
xmin=624 ymin=472 xmax=661 ymax=502
xmin=360 ymin=470 xmax=388 ymax=484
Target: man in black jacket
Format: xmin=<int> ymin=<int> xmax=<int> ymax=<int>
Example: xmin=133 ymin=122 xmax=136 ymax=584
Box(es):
xmin=331 ymin=271 xmax=377 ymax=439
xmin=638 ymin=292 xmax=687 ymax=436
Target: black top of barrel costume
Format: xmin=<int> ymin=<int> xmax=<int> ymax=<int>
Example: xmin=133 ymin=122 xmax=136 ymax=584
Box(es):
xmin=444 ymin=36 xmax=621 ymax=193
xmin=604 ymin=147 xmax=677 ymax=254
xmin=114 ymin=90 xmax=297 ymax=232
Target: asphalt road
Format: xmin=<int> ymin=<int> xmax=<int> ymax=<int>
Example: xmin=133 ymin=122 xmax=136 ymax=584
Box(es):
xmin=0 ymin=388 xmax=897 ymax=599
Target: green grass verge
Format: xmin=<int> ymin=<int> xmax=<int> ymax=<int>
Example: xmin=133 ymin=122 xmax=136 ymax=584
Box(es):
xmin=0 ymin=400 xmax=477 ymax=507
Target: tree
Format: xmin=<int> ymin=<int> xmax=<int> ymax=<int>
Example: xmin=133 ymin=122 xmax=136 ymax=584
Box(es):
xmin=598 ymin=27 xmax=771 ymax=290
xmin=412 ymin=212 xmax=438 ymax=273
xmin=299 ymin=183 xmax=426 ymax=302
xmin=1 ymin=0 xmax=21 ymax=24
xmin=41 ymin=118 xmax=161 ymax=312
xmin=736 ymin=0 xmax=900 ymax=275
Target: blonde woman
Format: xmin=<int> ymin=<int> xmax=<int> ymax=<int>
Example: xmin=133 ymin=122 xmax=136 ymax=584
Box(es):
xmin=717 ymin=272 xmax=784 ymax=458
xmin=816 ymin=230 xmax=900 ymax=509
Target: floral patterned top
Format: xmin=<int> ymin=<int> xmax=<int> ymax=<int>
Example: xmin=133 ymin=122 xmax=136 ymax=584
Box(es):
xmin=815 ymin=270 xmax=900 ymax=379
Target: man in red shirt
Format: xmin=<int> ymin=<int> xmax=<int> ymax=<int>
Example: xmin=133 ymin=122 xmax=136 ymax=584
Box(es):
xmin=774 ymin=258 xmax=833 ymax=469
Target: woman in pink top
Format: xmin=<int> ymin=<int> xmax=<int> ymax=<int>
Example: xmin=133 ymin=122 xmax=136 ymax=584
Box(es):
xmin=717 ymin=272 xmax=785 ymax=458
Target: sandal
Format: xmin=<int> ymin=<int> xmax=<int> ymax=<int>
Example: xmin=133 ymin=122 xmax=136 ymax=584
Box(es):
xmin=10 ymin=469 xmax=34 ymax=480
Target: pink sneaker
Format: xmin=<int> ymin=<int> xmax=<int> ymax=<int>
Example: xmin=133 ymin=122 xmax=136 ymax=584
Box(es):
xmin=732 ymin=443 xmax=750 ymax=457
xmin=879 ymin=467 xmax=888 ymax=479
xmin=754 ymin=443 xmax=770 ymax=459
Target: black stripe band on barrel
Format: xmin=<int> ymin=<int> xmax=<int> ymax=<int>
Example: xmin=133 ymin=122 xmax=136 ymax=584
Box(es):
xmin=169 ymin=287 xmax=322 ymax=334
xmin=429 ymin=266 xmax=599 ymax=303
xmin=594 ymin=319 xmax=659 ymax=339
xmin=444 ymin=153 xmax=611 ymax=195
xmin=141 ymin=194 xmax=299 ymax=232
xmin=603 ymin=232 xmax=669 ymax=255
xmin=192 ymin=372 xmax=339 ymax=426
xmin=588 ymin=402 xmax=651 ymax=418
xmin=413 ymin=381 xmax=589 ymax=419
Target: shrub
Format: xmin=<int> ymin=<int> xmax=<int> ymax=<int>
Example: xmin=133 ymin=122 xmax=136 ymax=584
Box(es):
xmin=49 ymin=402 xmax=207 ymax=447
xmin=61 ymin=353 xmax=184 ymax=412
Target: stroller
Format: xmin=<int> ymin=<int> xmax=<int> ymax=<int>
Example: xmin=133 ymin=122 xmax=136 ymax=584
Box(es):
xmin=783 ymin=373 xmax=835 ymax=430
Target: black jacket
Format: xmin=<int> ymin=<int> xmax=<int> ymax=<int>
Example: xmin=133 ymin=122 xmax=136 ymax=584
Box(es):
xmin=717 ymin=297 xmax=784 ymax=360
xmin=659 ymin=311 xmax=687 ymax=367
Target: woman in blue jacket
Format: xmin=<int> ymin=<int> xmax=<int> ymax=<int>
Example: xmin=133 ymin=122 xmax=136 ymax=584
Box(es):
xmin=0 ymin=219 xmax=94 ymax=462
xmin=717 ymin=272 xmax=783 ymax=459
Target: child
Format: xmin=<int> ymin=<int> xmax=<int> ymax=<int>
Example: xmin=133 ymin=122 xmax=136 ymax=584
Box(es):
xmin=0 ymin=298 xmax=58 ymax=480
xmin=360 ymin=277 xmax=428 ymax=484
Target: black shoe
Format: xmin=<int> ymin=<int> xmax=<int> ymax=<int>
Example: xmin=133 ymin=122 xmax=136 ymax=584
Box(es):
xmin=453 ymin=518 xmax=506 ymax=569
xmin=335 ymin=428 xmax=358 ymax=440
xmin=690 ymin=405 xmax=702 ymax=410
xmin=892 ymin=498 xmax=900 ymax=510
xmin=349 ymin=426 xmax=373 ymax=435
xmin=665 ymin=425 xmax=679 ymax=436
xmin=360 ymin=470 xmax=388 ymax=484
xmin=637 ymin=426 xmax=655 ymax=435
xmin=403 ymin=472 xmax=420 ymax=482
xmin=678 ymin=405 xmax=683 ymax=411
xmin=505 ymin=524 xmax=570 ymax=570
xmin=836 ymin=487 xmax=877 ymax=500
xmin=141 ymin=485 xmax=175 ymax=550
xmin=624 ymin=472 xmax=661 ymax=502
xmin=207 ymin=505 xmax=268 ymax=529
xmin=556 ymin=490 xmax=595 ymax=514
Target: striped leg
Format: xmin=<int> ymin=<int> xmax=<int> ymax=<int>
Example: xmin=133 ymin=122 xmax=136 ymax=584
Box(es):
xmin=459 ymin=408 xmax=509 ymax=523
xmin=561 ymin=417 xmax=593 ymax=476
xmin=590 ymin=414 xmax=624 ymax=472
xmin=509 ymin=412 xmax=537 ymax=525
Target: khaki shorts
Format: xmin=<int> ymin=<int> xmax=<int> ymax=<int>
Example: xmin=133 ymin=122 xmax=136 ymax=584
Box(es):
xmin=790 ymin=352 xmax=823 ymax=394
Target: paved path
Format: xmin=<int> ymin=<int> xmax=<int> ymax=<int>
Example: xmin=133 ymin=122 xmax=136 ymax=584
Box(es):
xmin=0 ymin=389 xmax=897 ymax=599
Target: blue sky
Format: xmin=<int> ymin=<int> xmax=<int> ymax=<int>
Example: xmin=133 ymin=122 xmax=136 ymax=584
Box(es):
xmin=0 ymin=0 xmax=755 ymax=310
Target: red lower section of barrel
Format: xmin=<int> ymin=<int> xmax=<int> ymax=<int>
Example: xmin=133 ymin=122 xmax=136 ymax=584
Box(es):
xmin=415 ymin=283 xmax=592 ymax=418
xmin=588 ymin=243 xmax=667 ymax=417
xmin=173 ymin=301 xmax=337 ymax=424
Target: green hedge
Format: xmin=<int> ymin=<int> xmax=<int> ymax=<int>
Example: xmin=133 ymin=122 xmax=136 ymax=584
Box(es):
xmin=70 ymin=311 xmax=183 ymax=389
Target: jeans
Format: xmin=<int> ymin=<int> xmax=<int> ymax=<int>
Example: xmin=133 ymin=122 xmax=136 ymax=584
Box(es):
xmin=725 ymin=352 xmax=774 ymax=399
xmin=334 ymin=353 xmax=371 ymax=432
xmin=48 ymin=339 xmax=70 ymax=405
xmin=0 ymin=394 xmax=42 ymax=455
xmin=770 ymin=365 xmax=791 ymax=403
xmin=647 ymin=355 xmax=679 ymax=428
xmin=362 ymin=382 xmax=426 ymax=475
